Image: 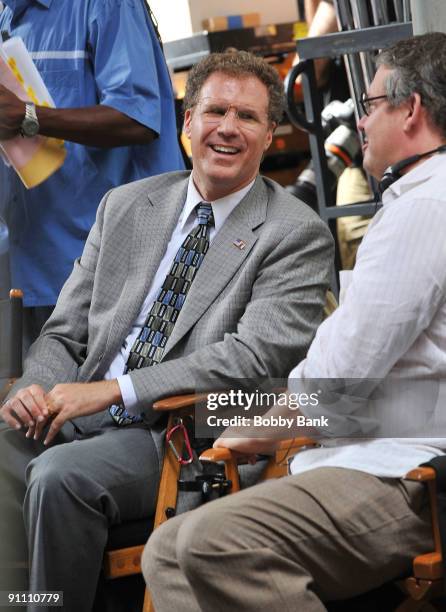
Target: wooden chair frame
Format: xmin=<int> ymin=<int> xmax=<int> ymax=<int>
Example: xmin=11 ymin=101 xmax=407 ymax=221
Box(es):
xmin=103 ymin=391 xmax=327 ymax=612
xmin=103 ymin=394 xmax=212 ymax=612
xmin=396 ymin=466 xmax=443 ymax=611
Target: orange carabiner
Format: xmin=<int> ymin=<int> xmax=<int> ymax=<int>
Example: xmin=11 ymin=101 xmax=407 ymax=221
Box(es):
xmin=166 ymin=418 xmax=194 ymax=465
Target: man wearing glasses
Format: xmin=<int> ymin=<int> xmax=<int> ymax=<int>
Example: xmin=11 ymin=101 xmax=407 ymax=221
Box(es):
xmin=144 ymin=33 xmax=446 ymax=611
xmin=0 ymin=51 xmax=333 ymax=610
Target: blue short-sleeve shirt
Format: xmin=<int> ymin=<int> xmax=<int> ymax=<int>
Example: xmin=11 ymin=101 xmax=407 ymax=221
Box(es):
xmin=0 ymin=0 xmax=185 ymax=306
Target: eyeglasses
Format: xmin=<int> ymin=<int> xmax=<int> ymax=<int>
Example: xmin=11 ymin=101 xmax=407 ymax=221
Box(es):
xmin=359 ymin=92 xmax=388 ymax=116
xmin=193 ymin=98 xmax=269 ymax=131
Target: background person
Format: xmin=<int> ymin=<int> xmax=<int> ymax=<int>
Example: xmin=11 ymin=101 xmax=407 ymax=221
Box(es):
xmin=0 ymin=0 xmax=185 ymax=346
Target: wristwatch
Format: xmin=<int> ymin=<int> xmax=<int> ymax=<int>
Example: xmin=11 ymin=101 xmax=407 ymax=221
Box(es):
xmin=20 ymin=102 xmax=39 ymax=137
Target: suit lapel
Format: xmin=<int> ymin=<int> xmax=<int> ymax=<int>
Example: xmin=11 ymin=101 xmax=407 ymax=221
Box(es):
xmin=100 ymin=177 xmax=189 ymax=371
xmin=163 ymin=176 xmax=268 ymax=358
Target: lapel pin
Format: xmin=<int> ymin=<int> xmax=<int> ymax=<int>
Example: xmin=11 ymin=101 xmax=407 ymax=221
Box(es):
xmin=233 ymin=239 xmax=246 ymax=250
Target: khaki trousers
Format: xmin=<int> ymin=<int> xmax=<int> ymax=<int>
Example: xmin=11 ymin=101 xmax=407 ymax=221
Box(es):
xmin=143 ymin=467 xmax=433 ymax=612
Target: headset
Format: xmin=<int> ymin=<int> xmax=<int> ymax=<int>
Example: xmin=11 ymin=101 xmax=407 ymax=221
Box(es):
xmin=379 ymin=144 xmax=446 ymax=193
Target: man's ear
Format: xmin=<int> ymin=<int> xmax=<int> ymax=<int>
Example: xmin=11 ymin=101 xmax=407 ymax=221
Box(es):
xmin=184 ymin=108 xmax=192 ymax=138
xmin=264 ymin=122 xmax=276 ymax=151
xmin=404 ymin=92 xmax=423 ymax=133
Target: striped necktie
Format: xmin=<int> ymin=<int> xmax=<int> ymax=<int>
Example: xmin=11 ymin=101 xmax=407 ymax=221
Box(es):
xmin=109 ymin=202 xmax=214 ymax=425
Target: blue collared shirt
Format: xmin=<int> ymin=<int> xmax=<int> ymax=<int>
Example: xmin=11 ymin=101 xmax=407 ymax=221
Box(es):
xmin=0 ymin=0 xmax=185 ymax=306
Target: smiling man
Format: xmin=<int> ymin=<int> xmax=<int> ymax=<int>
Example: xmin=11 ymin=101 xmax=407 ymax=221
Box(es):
xmin=183 ymin=73 xmax=274 ymax=200
xmin=0 ymin=51 xmax=333 ymax=611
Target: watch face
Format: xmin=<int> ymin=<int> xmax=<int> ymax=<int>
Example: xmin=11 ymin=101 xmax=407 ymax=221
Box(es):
xmin=22 ymin=117 xmax=39 ymax=137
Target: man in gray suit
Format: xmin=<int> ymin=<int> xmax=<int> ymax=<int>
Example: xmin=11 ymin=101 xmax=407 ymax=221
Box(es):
xmin=0 ymin=50 xmax=333 ymax=611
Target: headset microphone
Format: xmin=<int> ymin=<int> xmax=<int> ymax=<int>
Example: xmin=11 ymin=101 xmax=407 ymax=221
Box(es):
xmin=379 ymin=144 xmax=446 ymax=194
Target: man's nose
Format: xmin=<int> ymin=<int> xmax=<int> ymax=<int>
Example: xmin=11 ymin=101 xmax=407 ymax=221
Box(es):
xmin=217 ymin=108 xmax=240 ymax=135
xmin=357 ymin=113 xmax=366 ymax=132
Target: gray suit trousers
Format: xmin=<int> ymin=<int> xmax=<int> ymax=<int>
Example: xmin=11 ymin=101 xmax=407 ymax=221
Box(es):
xmin=143 ymin=467 xmax=433 ymax=612
xmin=0 ymin=414 xmax=160 ymax=612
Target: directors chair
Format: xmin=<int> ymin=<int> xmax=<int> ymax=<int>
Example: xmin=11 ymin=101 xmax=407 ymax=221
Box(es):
xmin=132 ymin=390 xmax=446 ymax=612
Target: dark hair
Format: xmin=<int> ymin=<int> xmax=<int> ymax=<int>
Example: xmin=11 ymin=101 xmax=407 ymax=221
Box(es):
xmin=376 ymin=32 xmax=446 ymax=137
xmin=183 ymin=50 xmax=285 ymax=125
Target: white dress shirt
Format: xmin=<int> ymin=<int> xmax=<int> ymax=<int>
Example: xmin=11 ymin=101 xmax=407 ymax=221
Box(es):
xmin=105 ymin=175 xmax=255 ymax=413
xmin=289 ymin=154 xmax=446 ymax=477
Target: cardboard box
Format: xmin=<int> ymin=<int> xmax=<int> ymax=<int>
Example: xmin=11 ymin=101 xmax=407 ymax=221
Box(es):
xmin=150 ymin=0 xmax=299 ymax=42
xmin=202 ymin=13 xmax=261 ymax=32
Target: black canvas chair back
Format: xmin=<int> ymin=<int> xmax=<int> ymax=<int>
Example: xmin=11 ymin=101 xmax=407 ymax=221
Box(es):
xmin=0 ymin=289 xmax=23 ymax=381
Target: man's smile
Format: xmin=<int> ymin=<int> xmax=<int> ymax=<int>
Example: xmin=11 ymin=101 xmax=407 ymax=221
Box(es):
xmin=209 ymin=144 xmax=241 ymax=155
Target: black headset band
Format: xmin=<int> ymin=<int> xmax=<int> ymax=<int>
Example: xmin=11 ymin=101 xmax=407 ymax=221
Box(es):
xmin=379 ymin=144 xmax=446 ymax=194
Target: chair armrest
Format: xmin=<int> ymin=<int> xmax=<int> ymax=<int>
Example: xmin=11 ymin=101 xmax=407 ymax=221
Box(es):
xmin=276 ymin=438 xmax=318 ymax=452
xmin=152 ymin=388 xmax=288 ymax=412
xmin=10 ymin=289 xmax=23 ymax=300
xmin=153 ymin=393 xmax=210 ymax=411
xmin=199 ymin=438 xmax=321 ymax=489
xmin=405 ymin=465 xmax=441 ymax=556
xmin=200 ymin=439 xmax=318 ymax=462
xmin=199 ymin=447 xmax=241 ymax=493
xmin=200 ymin=447 xmax=233 ymax=462
xmin=404 ymin=467 xmax=436 ymax=482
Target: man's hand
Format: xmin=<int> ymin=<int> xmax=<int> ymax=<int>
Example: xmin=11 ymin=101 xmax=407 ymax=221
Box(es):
xmin=0 ymin=84 xmax=25 ymax=140
xmin=0 ymin=380 xmax=122 ymax=445
xmin=213 ymin=390 xmax=307 ymax=460
xmin=213 ymin=435 xmax=279 ymax=463
xmin=42 ymin=380 xmax=122 ymax=445
xmin=0 ymin=384 xmax=49 ymax=431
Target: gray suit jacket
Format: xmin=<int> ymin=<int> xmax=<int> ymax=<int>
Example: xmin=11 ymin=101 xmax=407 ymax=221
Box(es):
xmin=12 ymin=171 xmax=333 ymax=464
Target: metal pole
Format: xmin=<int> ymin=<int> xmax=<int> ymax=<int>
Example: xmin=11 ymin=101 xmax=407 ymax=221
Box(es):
xmin=411 ymin=0 xmax=446 ymax=34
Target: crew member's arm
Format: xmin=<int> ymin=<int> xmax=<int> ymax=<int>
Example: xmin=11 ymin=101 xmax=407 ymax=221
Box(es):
xmin=0 ymin=1 xmax=169 ymax=147
xmin=0 ymin=85 xmax=155 ymax=146
xmin=292 ymin=0 xmax=338 ymax=88
xmin=213 ymin=389 xmax=318 ymax=458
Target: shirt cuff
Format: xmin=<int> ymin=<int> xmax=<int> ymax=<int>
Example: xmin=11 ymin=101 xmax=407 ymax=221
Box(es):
xmin=117 ymin=375 xmax=139 ymax=414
